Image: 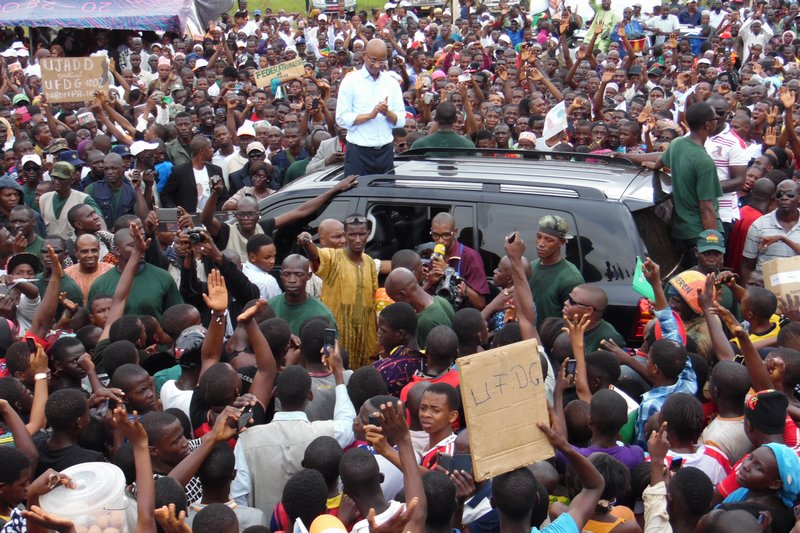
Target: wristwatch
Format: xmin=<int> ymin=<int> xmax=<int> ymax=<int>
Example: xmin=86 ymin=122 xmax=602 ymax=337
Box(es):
xmin=34 ymin=373 xmax=48 ymax=381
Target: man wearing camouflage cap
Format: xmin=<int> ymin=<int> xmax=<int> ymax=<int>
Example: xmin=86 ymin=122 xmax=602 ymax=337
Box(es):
xmin=529 ymin=215 xmax=585 ymax=324
xmin=39 ymin=162 xmax=104 ymax=239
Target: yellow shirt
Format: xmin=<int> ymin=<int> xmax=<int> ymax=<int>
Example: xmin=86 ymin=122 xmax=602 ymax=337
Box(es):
xmin=317 ymin=247 xmax=378 ymax=369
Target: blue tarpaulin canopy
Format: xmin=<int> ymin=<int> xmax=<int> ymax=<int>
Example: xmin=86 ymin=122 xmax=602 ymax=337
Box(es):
xmin=0 ymin=0 xmax=193 ymax=32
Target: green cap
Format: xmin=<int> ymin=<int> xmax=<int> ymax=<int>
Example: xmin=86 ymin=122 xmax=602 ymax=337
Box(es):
xmin=47 ymin=138 xmax=69 ymax=155
xmin=50 ymin=162 xmax=74 ymax=181
xmin=697 ymin=229 xmax=725 ymax=253
xmin=537 ymin=215 xmax=572 ymax=240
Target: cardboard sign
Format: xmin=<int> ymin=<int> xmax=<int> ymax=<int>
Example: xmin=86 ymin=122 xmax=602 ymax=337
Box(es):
xmin=254 ymin=58 xmax=305 ymax=89
xmin=40 ymin=57 xmax=109 ymax=104
xmin=763 ymin=256 xmax=800 ymax=304
xmin=458 ymin=339 xmax=553 ymax=481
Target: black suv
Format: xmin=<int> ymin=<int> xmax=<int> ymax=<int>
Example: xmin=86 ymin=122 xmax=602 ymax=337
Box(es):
xmin=258 ymin=149 xmax=679 ymax=343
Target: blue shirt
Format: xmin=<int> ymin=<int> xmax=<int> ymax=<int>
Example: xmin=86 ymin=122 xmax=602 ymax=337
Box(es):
xmin=336 ymin=66 xmax=406 ymax=148
xmin=534 ymin=513 xmax=579 ymax=533
xmin=635 ymin=357 xmax=697 ymax=448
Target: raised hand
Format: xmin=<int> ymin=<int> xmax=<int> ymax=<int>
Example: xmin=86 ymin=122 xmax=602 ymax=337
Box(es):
xmin=202 ymin=268 xmax=229 ymax=313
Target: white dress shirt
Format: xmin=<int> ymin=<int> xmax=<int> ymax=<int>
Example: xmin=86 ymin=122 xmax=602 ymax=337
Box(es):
xmin=336 ymin=67 xmax=406 ymax=148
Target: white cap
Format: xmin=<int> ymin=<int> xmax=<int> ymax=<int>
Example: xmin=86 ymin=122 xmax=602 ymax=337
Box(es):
xmin=16 ymin=49 xmax=29 ymax=57
xmin=21 ymin=154 xmax=41 ymax=167
xmin=26 ymin=64 xmax=41 ymax=78
xmin=237 ymin=124 xmax=256 ymax=137
xmin=130 ymin=140 xmax=159 ymax=156
xmin=10 ymin=41 xmax=24 ymax=50
xmin=193 ymin=43 xmax=203 ymax=51
xmin=236 ymin=40 xmax=247 ymax=48
xmin=519 ymin=131 xmax=537 ymax=142
xmin=193 ymin=58 xmax=209 ymax=70
xmin=697 ymin=57 xmax=711 ymax=65
xmin=317 ymin=13 xmax=327 ymax=20
xmin=246 ymin=141 xmax=266 ymax=153
xmin=0 ymin=49 xmax=17 ymax=58
xmin=498 ymin=34 xmax=511 ymax=44
xmin=384 ymin=2 xmax=396 ymax=9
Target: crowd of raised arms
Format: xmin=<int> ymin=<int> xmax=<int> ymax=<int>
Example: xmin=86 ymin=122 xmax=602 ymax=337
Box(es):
xmin=2 ymin=0 xmax=800 ymax=531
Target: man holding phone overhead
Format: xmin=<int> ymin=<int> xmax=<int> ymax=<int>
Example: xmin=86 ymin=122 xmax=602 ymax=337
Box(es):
xmin=335 ymin=38 xmax=405 ymax=177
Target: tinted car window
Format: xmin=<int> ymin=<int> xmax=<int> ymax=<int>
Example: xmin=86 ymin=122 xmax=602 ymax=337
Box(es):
xmin=267 ymin=199 xmax=354 ymax=261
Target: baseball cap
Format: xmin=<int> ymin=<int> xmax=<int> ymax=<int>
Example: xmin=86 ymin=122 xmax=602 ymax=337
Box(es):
xmin=58 ymin=150 xmax=85 ymax=166
xmin=498 ymin=34 xmax=512 ymax=44
xmin=16 ymin=49 xmax=29 ymax=57
xmin=130 ymin=140 xmax=159 ymax=157
xmin=697 ymin=57 xmax=711 ymax=65
xmin=745 ymin=390 xmax=788 ymax=434
xmin=519 ymin=131 xmax=537 ymax=142
xmin=11 ymin=94 xmax=29 ymax=105
xmin=317 ymin=13 xmax=327 ymax=20
xmin=20 ymin=154 xmax=41 ymax=168
xmin=175 ymin=325 xmax=207 ymax=369
xmin=6 ymin=253 xmax=42 ymax=276
xmin=111 ymin=144 xmax=132 ymax=158
xmin=696 ymin=229 xmax=725 ymax=253
xmin=236 ymin=40 xmax=247 ymax=48
xmin=237 ymin=124 xmax=256 ymax=138
xmin=254 ymin=9 xmax=261 ymax=14
xmin=193 ymin=58 xmax=209 ymax=71
xmin=47 ymin=138 xmax=69 ymax=155
xmin=433 ymin=7 xmax=443 ymax=14
xmin=0 ymin=49 xmax=17 ymax=58
xmin=50 ymin=162 xmax=74 ymax=181
xmin=247 ymin=141 xmax=266 ymax=154
xmin=537 ymin=215 xmax=572 ymax=240
xmin=384 ymin=2 xmax=396 ymax=9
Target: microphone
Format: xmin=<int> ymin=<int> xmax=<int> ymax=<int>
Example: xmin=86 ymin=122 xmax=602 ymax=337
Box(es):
xmin=431 ymin=243 xmax=446 ymax=262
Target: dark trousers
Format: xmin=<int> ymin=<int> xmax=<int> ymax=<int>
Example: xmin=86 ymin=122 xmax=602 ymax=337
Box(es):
xmin=343 ymin=142 xmax=394 ymax=177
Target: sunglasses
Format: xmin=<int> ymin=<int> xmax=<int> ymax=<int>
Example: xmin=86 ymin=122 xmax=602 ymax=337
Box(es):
xmin=568 ymin=295 xmax=592 ymax=308
xmin=344 ymin=215 xmax=367 ymax=225
xmin=775 ymin=190 xmax=797 ymax=199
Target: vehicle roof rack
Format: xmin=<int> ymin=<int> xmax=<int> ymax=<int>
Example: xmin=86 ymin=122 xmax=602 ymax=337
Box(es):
xmin=355 ymin=174 xmax=608 ymax=200
xmin=395 ymin=147 xmax=638 ymax=167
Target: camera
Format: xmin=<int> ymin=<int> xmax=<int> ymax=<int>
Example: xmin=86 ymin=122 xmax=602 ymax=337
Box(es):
xmin=436 ymin=267 xmax=464 ymax=309
xmin=210 ymin=175 xmax=222 ymax=187
xmin=185 ymin=227 xmax=205 ymax=244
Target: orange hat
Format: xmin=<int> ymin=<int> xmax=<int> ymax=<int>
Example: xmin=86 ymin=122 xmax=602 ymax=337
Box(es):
xmin=668 ymin=270 xmax=714 ymax=315
xmin=309 ymin=515 xmax=347 ymax=533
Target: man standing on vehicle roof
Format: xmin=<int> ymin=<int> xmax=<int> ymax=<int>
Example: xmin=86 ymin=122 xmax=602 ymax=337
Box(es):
xmin=529 ymin=215 xmax=584 ymax=325
xmin=335 ymin=38 xmax=405 ymax=177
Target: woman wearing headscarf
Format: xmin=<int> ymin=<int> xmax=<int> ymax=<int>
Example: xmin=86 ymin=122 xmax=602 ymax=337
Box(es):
xmin=718 ymin=442 xmax=800 ymax=533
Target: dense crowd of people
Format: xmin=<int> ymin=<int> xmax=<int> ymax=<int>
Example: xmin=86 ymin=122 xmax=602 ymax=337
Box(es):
xmin=1 ymin=0 xmax=800 ymax=531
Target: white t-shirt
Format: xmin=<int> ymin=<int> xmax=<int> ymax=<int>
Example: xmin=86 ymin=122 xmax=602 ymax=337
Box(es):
xmin=351 ymin=500 xmax=404 ymax=533
xmin=646 ymin=15 xmax=680 ymax=44
xmin=705 ymin=124 xmax=750 ymax=223
xmin=160 ymin=380 xmax=194 ymax=422
xmin=193 ymin=165 xmax=210 ymax=210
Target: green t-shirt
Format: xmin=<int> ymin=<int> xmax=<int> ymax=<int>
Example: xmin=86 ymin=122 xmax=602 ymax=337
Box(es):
xmin=52 ymin=193 xmax=102 ymax=219
xmin=661 ymin=136 xmax=723 ymax=240
xmin=411 ymin=130 xmax=476 ymax=156
xmin=22 ymin=183 xmax=37 ymax=211
xmin=35 ymin=273 xmax=84 ymax=309
xmin=267 ymin=294 xmax=338 ymax=336
xmin=529 ymin=258 xmax=585 ymax=325
xmin=25 ymin=235 xmax=43 ymax=258
xmin=583 ymin=319 xmax=626 ymax=353
xmin=154 ymin=365 xmax=182 ymax=395
xmin=87 ymin=263 xmax=183 ymax=322
xmin=285 ymin=158 xmax=311 ymax=185
xmin=417 ymin=296 xmax=455 ymax=348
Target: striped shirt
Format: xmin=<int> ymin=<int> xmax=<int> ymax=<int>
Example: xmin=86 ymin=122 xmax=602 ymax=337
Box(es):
xmin=742 ymin=209 xmax=800 ymax=271
xmin=705 ymin=125 xmax=749 ymax=223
